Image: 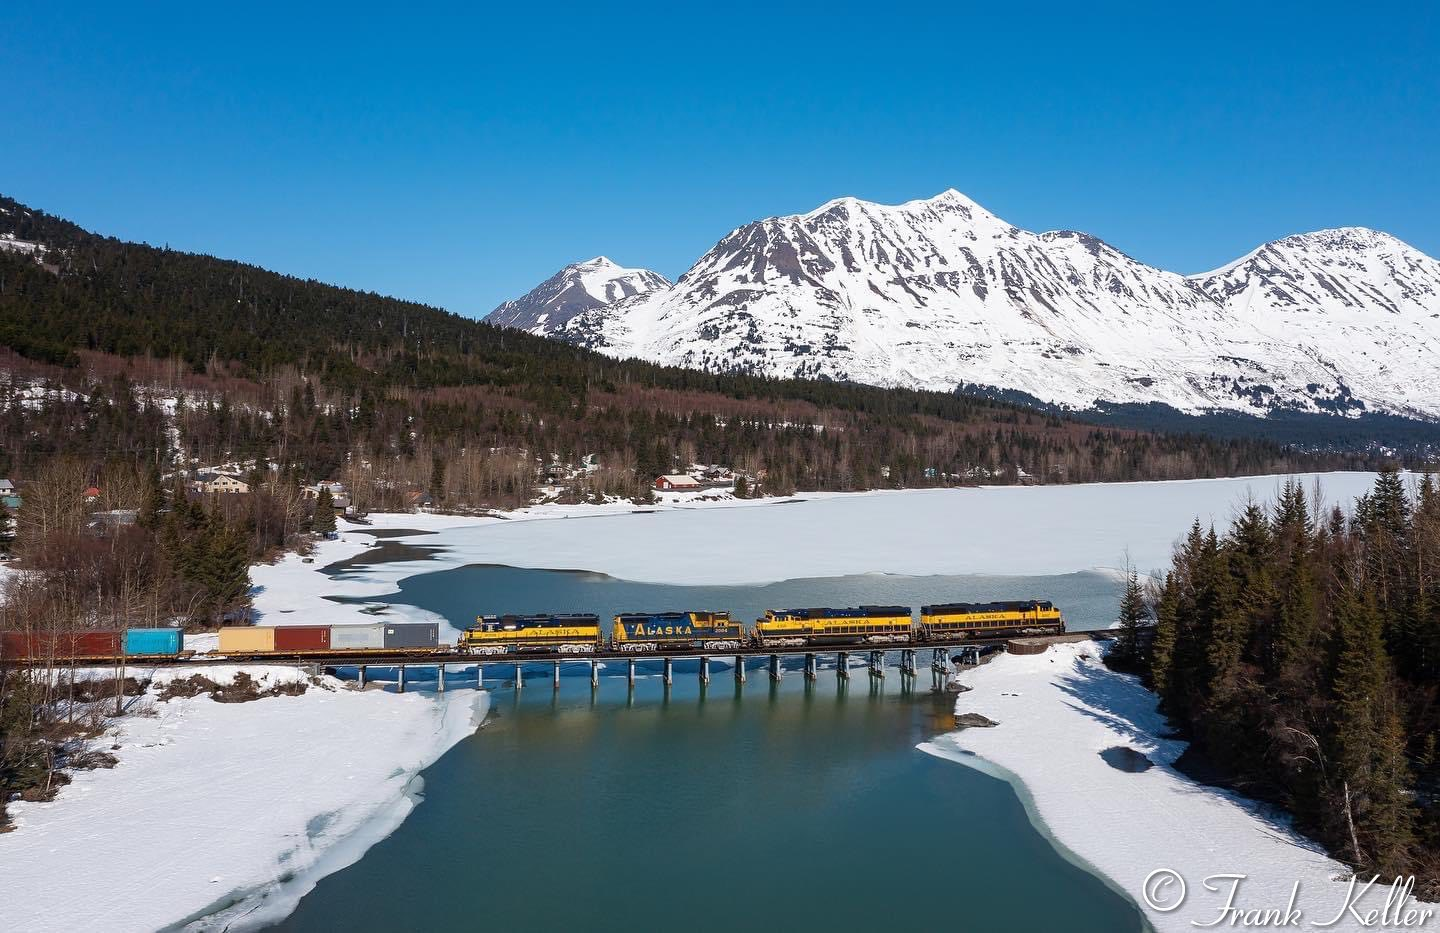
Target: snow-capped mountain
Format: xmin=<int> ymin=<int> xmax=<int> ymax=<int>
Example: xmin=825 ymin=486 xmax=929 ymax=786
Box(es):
xmin=486 ymin=257 xmax=670 ymax=332
xmin=493 ymin=192 xmax=1440 ymax=418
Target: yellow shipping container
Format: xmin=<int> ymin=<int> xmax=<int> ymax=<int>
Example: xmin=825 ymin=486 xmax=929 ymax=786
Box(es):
xmin=218 ymin=626 xmax=276 ymax=654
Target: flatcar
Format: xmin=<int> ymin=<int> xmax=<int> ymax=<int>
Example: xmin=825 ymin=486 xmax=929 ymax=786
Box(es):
xmin=918 ymin=600 xmax=1064 ymax=640
xmin=459 ymin=613 xmax=602 ymax=655
xmin=751 ymin=606 xmax=913 ymax=648
xmin=611 ymin=611 xmax=745 ymax=652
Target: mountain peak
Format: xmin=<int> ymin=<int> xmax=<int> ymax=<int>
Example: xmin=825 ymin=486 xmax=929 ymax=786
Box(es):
xmin=802 ymin=188 xmax=994 ymax=221
xmin=485 ymin=257 xmax=670 ymax=332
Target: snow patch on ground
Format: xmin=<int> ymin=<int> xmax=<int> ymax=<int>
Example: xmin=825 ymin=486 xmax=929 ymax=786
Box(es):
xmin=920 ymin=643 xmax=1425 ymax=931
xmin=0 ymin=669 xmax=488 ymax=933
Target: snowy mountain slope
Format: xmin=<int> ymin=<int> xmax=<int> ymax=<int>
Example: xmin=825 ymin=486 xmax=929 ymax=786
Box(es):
xmin=485 ymin=257 xmax=670 ymax=332
xmin=1188 ymin=227 xmax=1440 ymax=416
xmin=494 ymin=192 xmax=1440 ymax=418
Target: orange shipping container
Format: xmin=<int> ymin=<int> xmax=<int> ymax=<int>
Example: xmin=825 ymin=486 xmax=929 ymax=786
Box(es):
xmin=218 ymin=626 xmax=276 ymax=654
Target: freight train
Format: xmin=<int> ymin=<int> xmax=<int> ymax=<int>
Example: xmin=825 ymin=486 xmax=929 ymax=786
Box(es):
xmin=457 ymin=601 xmax=1066 ymax=653
xmin=0 ymin=601 xmax=1065 ymax=664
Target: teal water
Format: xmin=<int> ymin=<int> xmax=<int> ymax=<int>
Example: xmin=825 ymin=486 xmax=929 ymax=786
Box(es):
xmin=271 ymin=564 xmax=1148 ymax=932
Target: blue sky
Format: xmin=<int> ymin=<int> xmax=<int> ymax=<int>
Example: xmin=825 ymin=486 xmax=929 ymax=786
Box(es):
xmin=2 ymin=3 xmax=1436 ymax=315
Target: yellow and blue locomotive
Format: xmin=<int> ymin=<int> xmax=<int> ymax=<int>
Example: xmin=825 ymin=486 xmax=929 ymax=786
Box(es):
xmin=611 ymin=611 xmax=745 ymax=652
xmin=917 ymin=600 xmax=1064 ymax=640
xmin=459 ymin=613 xmax=603 ymax=654
xmin=750 ymin=606 xmax=913 ymax=648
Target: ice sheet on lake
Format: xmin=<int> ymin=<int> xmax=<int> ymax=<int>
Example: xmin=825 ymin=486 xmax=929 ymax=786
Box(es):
xmin=277 ymin=472 xmax=1381 ymax=602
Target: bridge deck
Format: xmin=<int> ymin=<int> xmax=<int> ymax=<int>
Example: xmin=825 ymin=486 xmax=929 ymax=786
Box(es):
xmin=8 ymin=632 xmax=1109 ymax=669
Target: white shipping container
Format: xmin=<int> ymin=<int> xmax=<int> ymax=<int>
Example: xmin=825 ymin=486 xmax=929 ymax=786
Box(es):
xmin=330 ymin=623 xmax=385 ymax=650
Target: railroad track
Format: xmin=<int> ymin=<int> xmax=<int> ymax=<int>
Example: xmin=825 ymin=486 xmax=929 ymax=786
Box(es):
xmin=6 ymin=631 xmax=1112 ymax=670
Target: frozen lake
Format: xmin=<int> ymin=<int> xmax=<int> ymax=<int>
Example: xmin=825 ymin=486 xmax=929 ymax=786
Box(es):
xmin=272 ymin=564 xmax=1147 ymax=932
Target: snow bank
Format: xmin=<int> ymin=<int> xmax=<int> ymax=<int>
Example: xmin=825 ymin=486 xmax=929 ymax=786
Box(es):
xmin=0 ymin=669 xmax=488 ymax=933
xmin=920 ymin=644 xmax=1428 ymax=932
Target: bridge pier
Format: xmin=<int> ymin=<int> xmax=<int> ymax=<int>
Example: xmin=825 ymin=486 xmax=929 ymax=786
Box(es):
xmin=734 ymin=656 xmax=746 ymax=684
xmin=868 ymin=651 xmax=884 ymax=678
xmin=553 ymin=661 xmax=561 ymax=690
xmin=397 ymin=664 xmax=407 ymax=693
xmin=357 ymin=665 xmax=367 ymax=688
xmin=900 ymin=649 xmax=916 ymax=677
xmin=437 ymin=663 xmax=446 ymax=692
xmin=627 ymin=658 xmax=636 ymax=689
xmin=700 ymin=656 xmax=710 ymax=685
xmin=590 ymin=659 xmax=599 ymax=688
xmin=515 ymin=661 xmax=523 ymax=689
xmin=804 ymin=653 xmax=817 ymax=681
xmin=663 ymin=657 xmax=673 ymax=687
xmin=931 ymin=648 xmax=948 ymax=673
xmin=837 ymin=651 xmax=849 ymax=680
xmin=769 ymin=654 xmax=781 ymax=681
xmin=476 ymin=663 xmax=484 ymax=688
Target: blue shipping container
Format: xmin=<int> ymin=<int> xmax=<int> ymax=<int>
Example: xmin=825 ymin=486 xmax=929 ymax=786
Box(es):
xmin=124 ymin=628 xmax=184 ymax=656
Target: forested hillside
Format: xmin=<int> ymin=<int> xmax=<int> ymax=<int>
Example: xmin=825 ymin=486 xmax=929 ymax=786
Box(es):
xmin=1125 ymin=471 xmax=1440 ymax=891
xmin=0 ymin=193 xmax=1386 ymax=506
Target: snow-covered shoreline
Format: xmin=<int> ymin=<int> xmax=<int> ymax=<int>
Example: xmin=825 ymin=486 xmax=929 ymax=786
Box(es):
xmin=0 ymin=669 xmax=488 ymax=932
xmin=921 ymin=643 xmax=1431 ymax=932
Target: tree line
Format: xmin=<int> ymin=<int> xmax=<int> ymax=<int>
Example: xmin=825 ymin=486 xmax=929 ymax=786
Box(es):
xmin=1120 ymin=470 xmax=1440 ymax=891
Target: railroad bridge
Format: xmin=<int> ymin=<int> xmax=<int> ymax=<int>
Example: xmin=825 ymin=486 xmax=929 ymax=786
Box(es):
xmin=11 ymin=632 xmax=1111 ymax=707
xmin=317 ymin=631 xmax=1109 ymax=694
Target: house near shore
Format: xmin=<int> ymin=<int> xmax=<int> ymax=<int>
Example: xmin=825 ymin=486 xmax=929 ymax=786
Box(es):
xmin=194 ymin=471 xmax=251 ymax=495
xmin=304 ymin=482 xmax=351 ymax=511
xmin=654 ymin=474 xmax=701 ymax=491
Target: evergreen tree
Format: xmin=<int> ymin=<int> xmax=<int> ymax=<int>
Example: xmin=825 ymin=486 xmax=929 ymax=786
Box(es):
xmin=1327 ymin=581 xmax=1415 ymax=872
xmin=311 ymin=487 xmax=337 ymax=534
xmin=1148 ymin=573 xmax=1179 ymax=695
xmin=1113 ymin=563 xmax=1150 ymax=669
xmin=139 ymin=463 xmax=164 ymax=528
xmin=733 ymin=474 xmax=749 ymax=499
xmin=202 ymin=520 xmax=252 ymax=621
xmin=429 ymin=456 xmax=446 ymax=500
